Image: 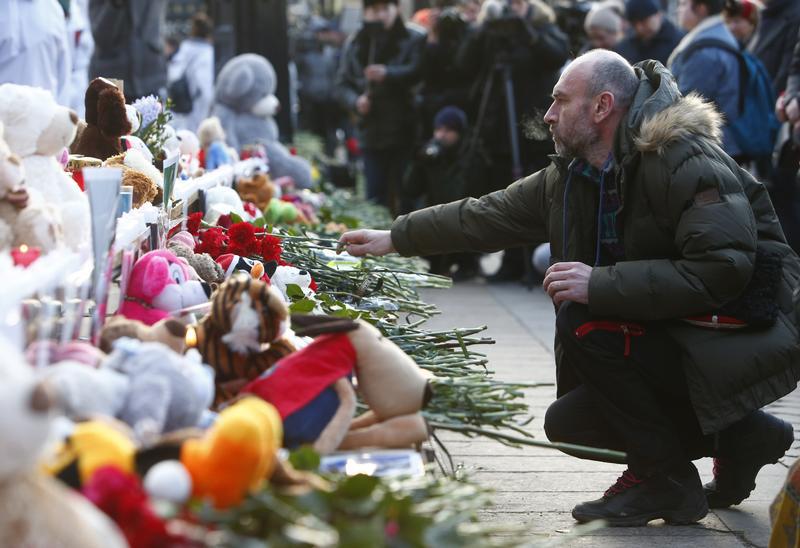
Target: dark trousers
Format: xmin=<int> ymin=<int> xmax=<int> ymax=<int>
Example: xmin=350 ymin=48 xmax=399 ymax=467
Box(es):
xmin=362 ymin=147 xmax=411 ymax=214
xmin=544 ymin=302 xmax=716 ymax=475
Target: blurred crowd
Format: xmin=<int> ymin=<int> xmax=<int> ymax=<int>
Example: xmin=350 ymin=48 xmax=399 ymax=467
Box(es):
xmin=3 ymin=0 xmax=800 ymax=281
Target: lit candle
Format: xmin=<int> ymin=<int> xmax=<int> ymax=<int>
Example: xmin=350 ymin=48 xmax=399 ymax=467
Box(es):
xmin=11 ymin=245 xmax=41 ymax=268
xmin=185 ymin=325 xmax=198 ymax=348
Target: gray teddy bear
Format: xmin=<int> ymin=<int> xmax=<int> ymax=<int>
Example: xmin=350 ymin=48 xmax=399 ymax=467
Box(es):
xmin=46 ymin=337 xmax=215 ymax=442
xmin=211 ymin=54 xmax=313 ymax=189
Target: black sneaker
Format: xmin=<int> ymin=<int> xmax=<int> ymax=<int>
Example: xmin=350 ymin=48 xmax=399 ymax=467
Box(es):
xmin=572 ymin=463 xmax=708 ymax=526
xmin=704 ymin=413 xmax=794 ymax=508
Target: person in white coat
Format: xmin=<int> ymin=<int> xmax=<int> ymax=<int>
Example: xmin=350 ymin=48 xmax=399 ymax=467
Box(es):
xmin=0 ymin=0 xmax=72 ymax=106
xmin=65 ymin=0 xmax=94 ymax=117
xmin=168 ymin=12 xmax=215 ymax=133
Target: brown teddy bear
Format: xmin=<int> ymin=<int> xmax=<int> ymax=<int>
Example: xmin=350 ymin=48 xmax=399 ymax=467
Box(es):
xmin=71 ymin=78 xmax=132 ymax=161
xmin=104 ymin=151 xmax=159 ymax=208
xmin=235 ymin=172 xmax=276 ymax=211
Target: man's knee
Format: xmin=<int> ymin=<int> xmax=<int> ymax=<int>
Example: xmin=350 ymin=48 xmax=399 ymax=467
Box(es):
xmin=544 ymin=397 xmax=571 ymax=444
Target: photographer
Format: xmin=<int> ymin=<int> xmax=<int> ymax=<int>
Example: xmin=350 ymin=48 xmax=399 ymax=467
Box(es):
xmin=456 ymin=0 xmax=569 ymax=281
xmin=335 ymin=0 xmax=426 ymax=213
xmin=418 ymin=6 xmax=472 ymax=138
xmin=402 ymin=106 xmax=488 ymax=279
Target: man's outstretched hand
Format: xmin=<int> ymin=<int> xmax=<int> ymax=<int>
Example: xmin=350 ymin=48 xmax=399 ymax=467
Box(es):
xmin=338 ymin=229 xmax=395 ymax=257
xmin=543 ymin=262 xmax=591 ymax=306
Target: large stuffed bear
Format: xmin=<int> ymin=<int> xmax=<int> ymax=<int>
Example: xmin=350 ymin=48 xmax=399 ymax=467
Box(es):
xmin=0 ymin=84 xmax=90 ymax=250
xmin=211 ymin=54 xmax=313 ymax=189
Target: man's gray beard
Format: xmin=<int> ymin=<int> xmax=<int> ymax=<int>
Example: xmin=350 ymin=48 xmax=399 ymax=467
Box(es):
xmin=556 ymin=125 xmax=601 ymax=161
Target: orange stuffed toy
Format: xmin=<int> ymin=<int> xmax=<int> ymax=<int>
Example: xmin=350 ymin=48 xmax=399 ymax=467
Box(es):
xmin=180 ymin=397 xmax=282 ymax=508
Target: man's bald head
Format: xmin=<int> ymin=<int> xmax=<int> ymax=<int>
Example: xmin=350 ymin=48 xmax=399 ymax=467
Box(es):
xmin=544 ymin=49 xmax=639 ymax=166
xmin=564 ymin=49 xmax=639 ymax=111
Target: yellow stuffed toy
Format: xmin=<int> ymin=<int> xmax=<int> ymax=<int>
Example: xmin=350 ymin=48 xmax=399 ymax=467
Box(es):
xmin=45 ymin=420 xmax=137 ymax=487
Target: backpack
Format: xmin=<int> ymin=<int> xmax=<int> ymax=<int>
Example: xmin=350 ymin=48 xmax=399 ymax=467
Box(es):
xmin=683 ymin=38 xmax=780 ymax=158
xmin=168 ymin=72 xmax=194 ymax=114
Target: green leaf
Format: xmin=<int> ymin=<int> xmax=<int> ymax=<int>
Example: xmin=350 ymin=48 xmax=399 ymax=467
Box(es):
xmin=254 ymin=216 xmax=267 ymax=228
xmin=290 ymin=299 xmax=317 ymax=313
xmin=229 ymin=211 xmax=244 ymax=224
xmin=285 ymin=284 xmax=305 ymax=299
xmin=288 ymin=446 xmax=321 ymax=471
xmin=337 ymin=474 xmax=381 ymax=499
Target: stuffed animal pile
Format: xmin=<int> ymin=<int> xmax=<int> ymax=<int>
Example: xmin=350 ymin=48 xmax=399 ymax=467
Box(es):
xmin=0 ymin=73 xmax=441 ymax=547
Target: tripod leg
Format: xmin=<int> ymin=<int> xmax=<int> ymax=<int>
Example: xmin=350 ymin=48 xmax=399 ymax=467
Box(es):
xmin=502 ymin=65 xmax=523 ymax=180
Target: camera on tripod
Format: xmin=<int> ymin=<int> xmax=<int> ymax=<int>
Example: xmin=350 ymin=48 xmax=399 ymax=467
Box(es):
xmin=481 ymin=0 xmax=527 ymax=42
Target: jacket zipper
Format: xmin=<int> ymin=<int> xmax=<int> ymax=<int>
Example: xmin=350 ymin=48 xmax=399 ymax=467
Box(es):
xmin=575 ymin=321 xmax=646 ymax=357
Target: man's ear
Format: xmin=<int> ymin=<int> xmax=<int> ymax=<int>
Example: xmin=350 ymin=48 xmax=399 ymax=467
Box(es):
xmin=594 ymin=92 xmax=615 ymax=123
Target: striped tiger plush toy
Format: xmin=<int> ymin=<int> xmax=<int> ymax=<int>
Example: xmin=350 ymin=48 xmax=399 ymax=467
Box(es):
xmin=188 ymin=273 xmax=295 ymax=407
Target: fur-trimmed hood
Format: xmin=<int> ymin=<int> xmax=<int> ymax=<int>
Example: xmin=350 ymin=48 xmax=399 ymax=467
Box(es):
xmin=614 ymin=60 xmax=724 ymax=159
xmin=634 ymin=93 xmax=723 ymax=155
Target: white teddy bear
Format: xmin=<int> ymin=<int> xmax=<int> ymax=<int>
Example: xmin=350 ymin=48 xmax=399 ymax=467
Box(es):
xmin=0 ymin=121 xmax=64 ymax=252
xmin=271 ymin=264 xmax=315 ymax=303
xmin=0 ymin=84 xmax=90 ymax=250
xmin=0 ymin=336 xmax=125 ymax=548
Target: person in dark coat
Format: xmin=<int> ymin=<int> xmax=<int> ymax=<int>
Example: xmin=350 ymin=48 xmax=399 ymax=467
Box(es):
xmin=88 ymin=0 xmax=167 ymax=101
xmin=456 ymin=0 xmax=569 ymax=281
xmin=334 ymin=0 xmax=426 ymax=213
xmin=339 ymin=50 xmax=799 ymax=527
xmin=747 ymin=0 xmax=800 ymax=94
xmin=614 ymin=0 xmax=684 ymax=65
xmin=402 ymin=106 xmax=488 ymax=279
xmin=418 ymin=7 xmax=472 ymax=139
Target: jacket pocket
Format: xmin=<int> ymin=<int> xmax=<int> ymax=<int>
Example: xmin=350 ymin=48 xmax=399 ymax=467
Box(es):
xmin=574 ymin=321 xmax=645 ymax=357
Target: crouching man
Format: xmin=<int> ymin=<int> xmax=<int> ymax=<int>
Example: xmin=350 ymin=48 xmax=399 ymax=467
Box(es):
xmin=338 ymin=49 xmax=799 ymax=526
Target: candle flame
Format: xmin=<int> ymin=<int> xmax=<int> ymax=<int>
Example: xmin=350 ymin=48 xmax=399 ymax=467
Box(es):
xmin=185 ymin=326 xmax=197 ymax=348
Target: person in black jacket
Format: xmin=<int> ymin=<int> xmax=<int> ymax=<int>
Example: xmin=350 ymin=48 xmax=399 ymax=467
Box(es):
xmin=418 ymin=6 xmax=472 ymax=139
xmin=747 ymin=0 xmax=800 ymax=94
xmin=402 ymin=106 xmax=488 ymax=279
xmin=614 ymin=0 xmax=684 ymax=66
xmin=88 ymin=0 xmax=168 ymax=101
xmin=456 ymin=0 xmax=569 ymax=281
xmin=335 ymin=0 xmax=426 ymax=213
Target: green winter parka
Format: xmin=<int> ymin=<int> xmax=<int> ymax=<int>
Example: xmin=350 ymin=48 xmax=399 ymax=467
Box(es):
xmin=391 ymin=61 xmax=800 ymax=434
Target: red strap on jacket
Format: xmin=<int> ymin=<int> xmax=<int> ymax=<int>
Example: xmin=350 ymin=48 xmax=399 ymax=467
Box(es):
xmin=575 ymin=321 xmax=645 ymax=357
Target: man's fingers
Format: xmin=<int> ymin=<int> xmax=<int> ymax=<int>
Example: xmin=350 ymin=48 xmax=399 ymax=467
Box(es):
xmin=344 ymin=244 xmax=370 ymax=257
xmin=553 ymin=288 xmax=575 ymax=306
xmin=544 ymin=262 xmax=577 ymax=277
xmin=545 ymin=279 xmax=569 ymax=298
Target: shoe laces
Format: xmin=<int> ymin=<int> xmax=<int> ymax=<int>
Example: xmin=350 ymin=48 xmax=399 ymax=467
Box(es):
xmin=712 ymin=457 xmax=722 ymax=479
xmin=604 ymin=469 xmax=644 ymax=497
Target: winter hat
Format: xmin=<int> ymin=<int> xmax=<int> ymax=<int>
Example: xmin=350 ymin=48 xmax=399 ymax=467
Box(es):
xmin=364 ymin=0 xmax=398 ymax=8
xmin=584 ymin=2 xmax=624 ymax=34
xmin=723 ymin=0 xmax=762 ymax=24
xmin=434 ymin=106 xmax=468 ymax=133
xmin=625 ymin=0 xmax=660 ymax=21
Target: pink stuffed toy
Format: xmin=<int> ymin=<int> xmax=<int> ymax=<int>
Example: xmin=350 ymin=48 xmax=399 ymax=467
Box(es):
xmin=117 ymin=249 xmax=210 ymax=325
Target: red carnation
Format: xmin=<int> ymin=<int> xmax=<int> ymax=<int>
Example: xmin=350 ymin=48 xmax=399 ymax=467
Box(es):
xmin=260 ymin=234 xmax=283 ymax=263
xmin=82 ymin=466 xmax=184 ymax=548
xmin=309 ymin=278 xmax=318 ymax=291
xmin=227 ymin=222 xmax=259 ymax=257
xmin=195 ymin=227 xmax=228 ymax=259
xmin=216 ymin=214 xmax=232 ymax=229
xmin=187 ymin=212 xmax=203 ymax=235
